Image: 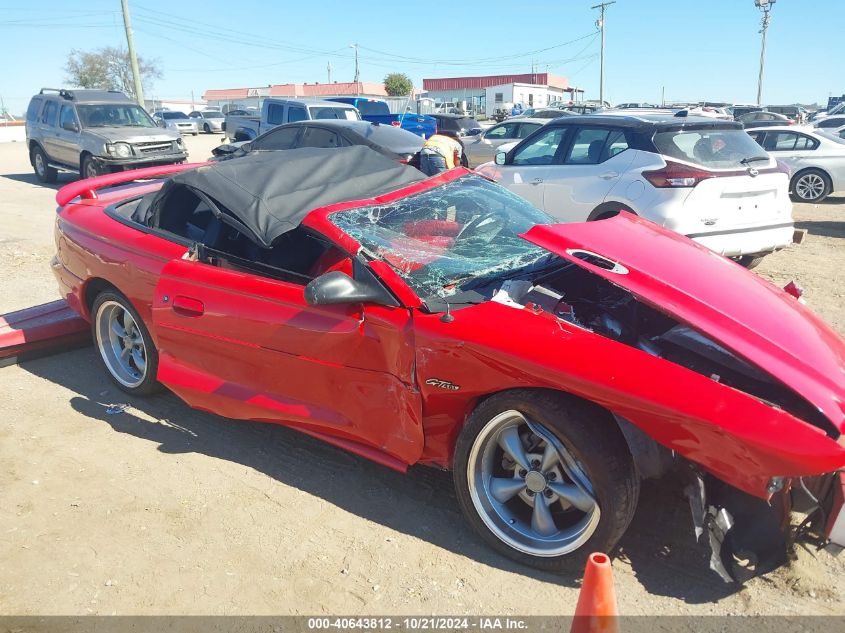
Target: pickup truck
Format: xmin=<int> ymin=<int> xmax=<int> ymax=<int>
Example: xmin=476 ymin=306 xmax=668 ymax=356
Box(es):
xmin=224 ymin=98 xmax=360 ymax=142
xmin=326 ymin=98 xmax=437 ymax=138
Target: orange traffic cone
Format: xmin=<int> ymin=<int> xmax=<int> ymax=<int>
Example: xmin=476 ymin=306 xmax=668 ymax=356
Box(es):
xmin=570 ymin=552 xmax=619 ymax=633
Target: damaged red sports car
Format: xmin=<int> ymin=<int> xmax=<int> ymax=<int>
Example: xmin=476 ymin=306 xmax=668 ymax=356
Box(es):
xmin=51 ymin=146 xmax=845 ymax=581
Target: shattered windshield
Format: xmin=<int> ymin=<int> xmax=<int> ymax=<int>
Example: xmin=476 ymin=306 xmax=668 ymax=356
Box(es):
xmin=328 ymin=175 xmax=553 ymax=301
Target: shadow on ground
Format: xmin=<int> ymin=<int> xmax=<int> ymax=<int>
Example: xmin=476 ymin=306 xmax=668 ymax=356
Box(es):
xmin=0 ymin=172 xmax=75 ymax=189
xmin=18 ymin=346 xmax=738 ymax=603
xmin=795 ymin=220 xmax=845 ymax=239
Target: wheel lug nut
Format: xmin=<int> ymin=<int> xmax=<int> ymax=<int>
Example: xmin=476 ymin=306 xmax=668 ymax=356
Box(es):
xmin=531 ymin=460 xmax=540 ymax=468
xmin=548 ymin=472 xmax=557 ymax=480
xmin=544 ymin=489 xmax=554 ymax=498
xmin=526 ymin=490 xmax=534 ymax=497
xmin=519 ymin=469 xmax=527 ymax=477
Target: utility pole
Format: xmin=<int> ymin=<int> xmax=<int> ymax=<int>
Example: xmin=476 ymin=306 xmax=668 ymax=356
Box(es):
xmin=591 ymin=1 xmax=615 ymax=105
xmin=755 ymin=0 xmax=776 ymax=105
xmin=327 ymin=61 xmax=332 ymax=84
xmin=120 ymin=0 xmax=145 ymax=107
xmin=350 ymin=44 xmax=360 ymax=94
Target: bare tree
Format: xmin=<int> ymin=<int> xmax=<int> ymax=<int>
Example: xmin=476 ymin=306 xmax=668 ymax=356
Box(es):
xmin=65 ymin=47 xmax=161 ymax=100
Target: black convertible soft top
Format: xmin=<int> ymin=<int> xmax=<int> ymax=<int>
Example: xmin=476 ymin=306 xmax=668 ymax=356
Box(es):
xmin=141 ymin=146 xmax=425 ymax=247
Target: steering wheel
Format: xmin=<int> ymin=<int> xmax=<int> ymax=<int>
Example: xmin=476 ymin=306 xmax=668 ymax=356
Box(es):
xmin=455 ymin=212 xmax=505 ymax=246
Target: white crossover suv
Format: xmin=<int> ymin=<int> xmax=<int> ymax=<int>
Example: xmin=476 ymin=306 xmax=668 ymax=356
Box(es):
xmin=476 ymin=113 xmax=794 ymax=268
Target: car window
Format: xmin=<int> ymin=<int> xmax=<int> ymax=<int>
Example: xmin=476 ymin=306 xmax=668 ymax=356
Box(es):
xmin=517 ymin=123 xmax=542 ymax=138
xmin=603 ymin=129 xmax=629 ymax=160
xmin=252 ymin=126 xmax=300 ymax=151
xmin=41 ymin=100 xmax=58 ymax=127
xmin=59 ymin=105 xmax=78 ymax=130
xmin=309 ymin=106 xmax=359 ymax=120
xmin=512 ymin=127 xmax=568 ymax=166
xmin=653 ymin=127 xmax=768 ymax=168
xmin=26 ymin=98 xmax=43 ymax=123
xmin=565 ymin=127 xmax=613 ymax=165
xmin=763 ymin=132 xmax=818 ymax=151
xmin=288 ymin=106 xmax=307 ymax=123
xmin=77 ymin=104 xmax=156 ymax=128
xmin=267 ymin=103 xmax=285 ymax=125
xmin=189 ymin=111 xmax=200 ymax=117
xmin=298 ymin=127 xmax=342 ymax=148
xmin=486 ymin=123 xmax=518 ymax=139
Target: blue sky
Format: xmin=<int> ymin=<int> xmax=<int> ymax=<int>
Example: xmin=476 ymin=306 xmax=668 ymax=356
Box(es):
xmin=0 ymin=0 xmax=840 ymax=115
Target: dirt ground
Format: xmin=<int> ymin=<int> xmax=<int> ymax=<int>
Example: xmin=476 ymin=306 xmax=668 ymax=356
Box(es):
xmin=0 ymin=136 xmax=843 ymax=616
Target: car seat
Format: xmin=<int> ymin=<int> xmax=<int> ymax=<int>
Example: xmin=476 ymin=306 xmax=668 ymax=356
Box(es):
xmin=587 ymin=139 xmax=604 ymax=163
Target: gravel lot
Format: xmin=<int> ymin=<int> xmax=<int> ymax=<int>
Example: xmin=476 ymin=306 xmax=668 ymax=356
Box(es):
xmin=0 ymin=135 xmax=843 ymax=616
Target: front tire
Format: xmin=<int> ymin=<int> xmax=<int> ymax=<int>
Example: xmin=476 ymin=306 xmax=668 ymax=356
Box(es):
xmin=92 ymin=291 xmax=160 ymax=395
xmin=453 ymin=390 xmax=639 ymax=573
xmin=32 ymin=146 xmax=58 ymax=183
xmin=81 ymin=155 xmax=100 ymax=180
xmin=791 ymin=168 xmax=831 ymax=203
xmin=203 ymin=123 xmax=211 ymax=134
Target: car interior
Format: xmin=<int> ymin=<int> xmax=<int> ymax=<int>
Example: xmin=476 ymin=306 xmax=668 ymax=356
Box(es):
xmin=129 ymin=185 xmax=352 ymax=284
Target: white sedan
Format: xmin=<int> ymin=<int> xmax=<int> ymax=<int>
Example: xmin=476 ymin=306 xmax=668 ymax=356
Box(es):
xmin=747 ymin=125 xmax=845 ymax=202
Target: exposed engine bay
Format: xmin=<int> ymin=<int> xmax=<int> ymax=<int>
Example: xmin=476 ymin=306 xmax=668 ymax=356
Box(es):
xmin=488 ymin=262 xmax=831 ymax=435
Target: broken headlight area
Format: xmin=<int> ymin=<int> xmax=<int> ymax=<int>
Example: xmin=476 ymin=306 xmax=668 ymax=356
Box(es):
xmin=489 ymin=262 xmax=837 ymax=438
xmin=686 ymin=470 xmax=845 ymax=583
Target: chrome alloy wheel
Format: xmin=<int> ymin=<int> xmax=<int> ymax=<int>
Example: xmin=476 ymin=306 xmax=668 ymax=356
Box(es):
xmin=795 ymin=173 xmax=826 ymax=201
xmin=467 ymin=410 xmax=600 ymax=557
xmin=95 ymin=300 xmax=148 ymax=388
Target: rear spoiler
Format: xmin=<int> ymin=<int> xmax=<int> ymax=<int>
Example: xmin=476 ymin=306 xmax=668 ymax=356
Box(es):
xmin=55 ymin=162 xmax=209 ymax=208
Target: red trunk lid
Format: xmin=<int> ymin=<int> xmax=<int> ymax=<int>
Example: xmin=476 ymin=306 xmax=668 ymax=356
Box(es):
xmin=522 ymin=213 xmax=845 ymax=435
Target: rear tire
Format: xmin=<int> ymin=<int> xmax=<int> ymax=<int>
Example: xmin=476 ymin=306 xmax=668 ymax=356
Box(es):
xmin=203 ymin=123 xmax=211 ymax=134
xmin=737 ymin=255 xmax=765 ymax=269
xmin=32 ymin=146 xmax=58 ymax=184
xmin=588 ymin=202 xmax=635 ymax=221
xmin=790 ymin=168 xmax=831 ymax=203
xmin=91 ymin=290 xmax=160 ymax=396
xmin=453 ymin=390 xmax=639 ymax=573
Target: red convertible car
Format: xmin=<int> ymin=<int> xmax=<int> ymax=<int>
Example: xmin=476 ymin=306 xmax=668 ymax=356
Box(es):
xmin=52 ymin=146 xmax=845 ymax=580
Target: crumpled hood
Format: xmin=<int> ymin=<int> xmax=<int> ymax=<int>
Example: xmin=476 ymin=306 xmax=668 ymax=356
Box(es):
xmin=84 ymin=127 xmax=180 ymax=143
xmin=522 ymin=213 xmax=845 ymax=436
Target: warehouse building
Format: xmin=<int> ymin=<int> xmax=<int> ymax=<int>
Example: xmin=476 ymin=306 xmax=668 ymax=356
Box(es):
xmin=202 ymin=82 xmax=390 ymax=112
xmin=421 ymin=73 xmax=580 ymax=115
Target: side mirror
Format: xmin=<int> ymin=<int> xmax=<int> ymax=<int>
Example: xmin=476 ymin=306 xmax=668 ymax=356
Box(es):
xmin=62 ymin=120 xmax=79 ymax=132
xmin=495 ymin=150 xmax=507 ymax=165
xmin=304 ymin=267 xmax=398 ymax=307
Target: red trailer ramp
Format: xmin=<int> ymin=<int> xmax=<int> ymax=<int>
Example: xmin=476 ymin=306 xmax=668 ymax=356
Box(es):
xmin=0 ymin=300 xmax=90 ymax=367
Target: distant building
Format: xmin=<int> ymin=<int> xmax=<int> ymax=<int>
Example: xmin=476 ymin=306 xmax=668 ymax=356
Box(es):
xmin=144 ymin=98 xmax=206 ymax=113
xmin=422 ymin=73 xmax=581 ymax=115
xmin=202 ymin=82 xmax=389 ymax=112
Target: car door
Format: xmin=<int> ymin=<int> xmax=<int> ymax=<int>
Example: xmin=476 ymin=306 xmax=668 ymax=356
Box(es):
xmin=149 ymin=251 xmax=424 ymax=465
xmin=759 ymin=131 xmax=817 ymax=172
xmin=465 ymin=122 xmax=519 ymax=166
xmin=55 ymin=105 xmax=81 ymax=167
xmin=541 ymin=126 xmax=634 ymax=221
xmin=493 ymin=125 xmax=571 ymax=209
xmin=38 ymin=100 xmax=61 ymax=162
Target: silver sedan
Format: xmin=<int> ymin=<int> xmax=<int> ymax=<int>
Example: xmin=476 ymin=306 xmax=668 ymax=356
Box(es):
xmin=153 ymin=111 xmax=199 ymax=136
xmin=189 ymin=110 xmax=225 ymax=134
xmin=463 ymin=118 xmax=547 ymax=168
xmin=747 ymin=125 xmax=845 ymax=203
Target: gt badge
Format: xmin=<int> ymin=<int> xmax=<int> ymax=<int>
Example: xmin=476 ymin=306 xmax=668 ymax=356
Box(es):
xmin=426 ymin=378 xmax=460 ymax=391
